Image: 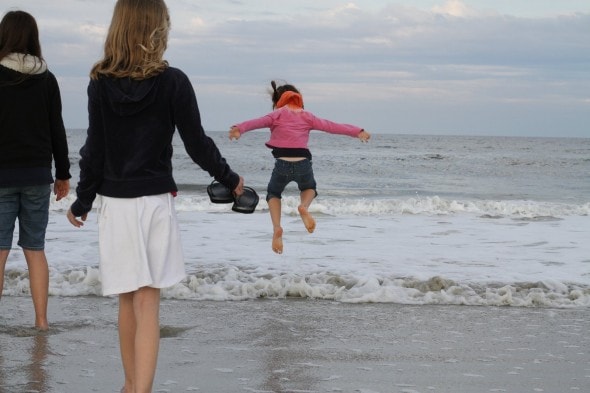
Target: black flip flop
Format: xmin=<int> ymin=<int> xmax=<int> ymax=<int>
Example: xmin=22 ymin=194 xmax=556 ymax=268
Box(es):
xmin=232 ymin=187 xmax=259 ymax=214
xmin=207 ymin=181 xmax=234 ymax=203
xmin=207 ymin=181 xmax=259 ymax=214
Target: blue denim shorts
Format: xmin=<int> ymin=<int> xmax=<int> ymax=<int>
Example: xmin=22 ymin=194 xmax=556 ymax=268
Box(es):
xmin=266 ymin=158 xmax=317 ymax=201
xmin=0 ymin=185 xmax=51 ymax=250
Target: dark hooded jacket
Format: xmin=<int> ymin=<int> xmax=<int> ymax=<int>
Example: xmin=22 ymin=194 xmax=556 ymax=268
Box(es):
xmin=70 ymin=66 xmax=239 ymax=216
xmin=0 ymin=58 xmax=71 ymax=186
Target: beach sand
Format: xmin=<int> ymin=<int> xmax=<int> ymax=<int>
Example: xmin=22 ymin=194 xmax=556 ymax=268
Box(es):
xmin=0 ymin=296 xmax=588 ymax=393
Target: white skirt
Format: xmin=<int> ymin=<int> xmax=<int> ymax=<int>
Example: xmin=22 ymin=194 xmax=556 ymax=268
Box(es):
xmin=97 ymin=193 xmax=186 ymax=296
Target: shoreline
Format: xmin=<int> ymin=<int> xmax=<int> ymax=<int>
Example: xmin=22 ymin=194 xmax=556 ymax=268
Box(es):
xmin=1 ymin=295 xmax=589 ymax=392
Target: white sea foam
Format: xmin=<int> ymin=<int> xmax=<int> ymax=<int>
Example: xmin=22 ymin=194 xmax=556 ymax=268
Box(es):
xmin=49 ymin=194 xmax=589 ymax=218
xmin=4 ymin=208 xmax=589 ymax=308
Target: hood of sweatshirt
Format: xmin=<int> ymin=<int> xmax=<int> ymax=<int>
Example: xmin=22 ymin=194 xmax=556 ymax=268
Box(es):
xmin=276 ymin=91 xmax=304 ymax=110
xmin=99 ymin=74 xmax=160 ymax=117
xmin=0 ymin=53 xmax=47 ymax=74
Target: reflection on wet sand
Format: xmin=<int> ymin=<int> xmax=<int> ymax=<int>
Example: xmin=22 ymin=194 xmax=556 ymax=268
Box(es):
xmin=0 ymin=327 xmax=50 ymax=392
xmin=0 ymin=337 xmax=4 ymax=390
xmin=256 ymin=303 xmax=317 ymax=392
xmin=26 ymin=332 xmax=50 ymax=393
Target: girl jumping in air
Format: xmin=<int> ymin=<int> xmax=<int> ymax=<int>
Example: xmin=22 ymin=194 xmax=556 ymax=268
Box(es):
xmin=230 ymin=81 xmax=371 ymax=254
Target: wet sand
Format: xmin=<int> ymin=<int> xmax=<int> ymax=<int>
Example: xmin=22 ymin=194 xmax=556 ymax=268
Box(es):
xmin=1 ymin=296 xmax=589 ymax=392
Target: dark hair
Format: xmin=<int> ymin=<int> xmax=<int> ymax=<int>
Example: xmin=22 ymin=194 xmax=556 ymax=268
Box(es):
xmin=270 ymin=80 xmax=300 ymax=109
xmin=0 ymin=10 xmax=43 ymax=62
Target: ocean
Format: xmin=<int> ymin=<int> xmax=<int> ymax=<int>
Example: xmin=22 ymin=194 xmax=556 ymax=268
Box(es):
xmin=3 ymin=130 xmax=589 ymax=308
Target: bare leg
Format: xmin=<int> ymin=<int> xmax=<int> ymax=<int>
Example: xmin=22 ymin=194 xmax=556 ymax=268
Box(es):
xmin=298 ymin=189 xmax=316 ymax=233
xmin=119 ymin=287 xmax=161 ymax=393
xmin=133 ymin=287 xmax=160 ymax=393
xmin=23 ymin=249 xmax=49 ymax=330
xmin=0 ymin=249 xmax=8 ymax=300
xmin=268 ymin=197 xmax=283 ymax=254
xmin=119 ymin=292 xmax=136 ymax=393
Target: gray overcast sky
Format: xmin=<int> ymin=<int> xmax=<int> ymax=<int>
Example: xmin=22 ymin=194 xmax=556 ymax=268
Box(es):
xmin=4 ymin=0 xmax=590 ymax=137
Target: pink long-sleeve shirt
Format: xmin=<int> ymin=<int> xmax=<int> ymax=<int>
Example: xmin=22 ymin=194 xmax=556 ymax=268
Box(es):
xmin=234 ymin=107 xmax=362 ymax=149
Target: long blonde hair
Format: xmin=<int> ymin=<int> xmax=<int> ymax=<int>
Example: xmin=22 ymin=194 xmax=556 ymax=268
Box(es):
xmin=91 ymin=0 xmax=170 ymax=80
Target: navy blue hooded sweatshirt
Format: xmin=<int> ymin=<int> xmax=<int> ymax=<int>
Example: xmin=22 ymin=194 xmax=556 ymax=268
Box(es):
xmin=0 ymin=60 xmax=71 ymax=186
xmin=70 ymin=67 xmax=239 ymax=216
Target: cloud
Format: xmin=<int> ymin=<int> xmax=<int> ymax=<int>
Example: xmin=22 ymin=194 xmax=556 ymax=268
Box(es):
xmin=432 ymin=0 xmax=478 ymax=17
xmin=4 ymin=0 xmax=588 ymax=136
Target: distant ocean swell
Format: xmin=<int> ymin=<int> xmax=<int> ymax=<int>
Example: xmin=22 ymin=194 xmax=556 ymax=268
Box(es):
xmin=4 ymin=267 xmax=589 ymax=308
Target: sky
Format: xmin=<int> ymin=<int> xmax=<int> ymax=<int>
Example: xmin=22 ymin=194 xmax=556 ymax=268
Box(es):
xmin=4 ymin=0 xmax=589 ymax=137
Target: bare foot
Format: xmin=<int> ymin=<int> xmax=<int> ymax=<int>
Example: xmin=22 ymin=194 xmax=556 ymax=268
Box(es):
xmin=35 ymin=320 xmax=49 ymax=331
xmin=298 ymin=205 xmax=316 ymax=233
xmin=272 ymin=226 xmax=283 ymax=254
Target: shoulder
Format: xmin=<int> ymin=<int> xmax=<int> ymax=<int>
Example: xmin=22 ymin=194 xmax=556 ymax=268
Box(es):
xmin=158 ymin=67 xmax=194 ymax=94
xmin=26 ymin=69 xmax=61 ymax=94
xmin=296 ymin=109 xmax=317 ymax=123
xmin=87 ymin=76 xmax=100 ymax=94
xmin=87 ymin=76 xmax=108 ymax=100
xmin=43 ymin=70 xmax=59 ymax=86
xmin=40 ymin=70 xmax=63 ymax=98
xmin=160 ymin=66 xmax=190 ymax=83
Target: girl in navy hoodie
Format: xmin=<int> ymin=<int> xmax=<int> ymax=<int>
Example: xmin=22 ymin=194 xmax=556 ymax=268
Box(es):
xmin=0 ymin=10 xmax=71 ymax=331
xmin=67 ymin=1 xmax=244 ymax=391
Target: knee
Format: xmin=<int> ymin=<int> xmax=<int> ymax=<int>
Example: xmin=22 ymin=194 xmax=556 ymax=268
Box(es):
xmin=266 ymin=194 xmax=281 ymax=202
xmin=134 ymin=287 xmax=161 ymax=308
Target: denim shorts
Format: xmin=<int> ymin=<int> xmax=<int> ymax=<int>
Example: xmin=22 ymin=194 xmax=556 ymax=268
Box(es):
xmin=0 ymin=185 xmax=51 ymax=250
xmin=267 ymin=158 xmax=317 ymax=201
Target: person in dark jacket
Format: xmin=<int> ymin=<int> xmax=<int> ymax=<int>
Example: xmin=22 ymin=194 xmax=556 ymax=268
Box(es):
xmin=66 ymin=1 xmax=244 ymax=391
xmin=0 ymin=10 xmax=71 ymax=331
